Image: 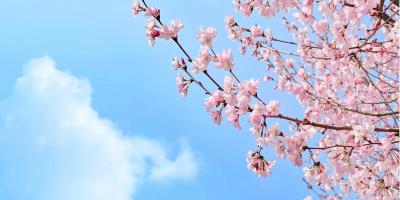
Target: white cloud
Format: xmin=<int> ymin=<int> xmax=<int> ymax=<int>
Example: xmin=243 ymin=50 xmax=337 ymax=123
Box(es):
xmin=0 ymin=56 xmax=197 ymax=200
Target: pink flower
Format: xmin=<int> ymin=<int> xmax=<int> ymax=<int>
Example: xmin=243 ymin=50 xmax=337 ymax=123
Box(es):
xmin=313 ymin=19 xmax=328 ymax=34
xmin=236 ymin=79 xmax=260 ymax=114
xmin=240 ymin=79 xmax=260 ymax=96
xmin=210 ymin=110 xmax=222 ymax=125
xmin=236 ymin=90 xmax=251 ymax=113
xmin=224 ymin=16 xmax=235 ymax=27
xmin=145 ymin=7 xmax=160 ymax=18
xmin=169 ymin=20 xmax=184 ymax=38
xmin=266 ymin=100 xmax=279 ymax=115
xmin=160 ymin=20 xmax=184 ymax=39
xmin=285 ymin=135 xmax=304 ymax=167
xmin=196 ymin=27 xmax=217 ymax=48
xmin=242 ymin=4 xmax=253 ymax=16
xmin=131 ymin=0 xmax=143 ymax=15
xmin=293 ymin=11 xmax=312 ymax=25
xmin=259 ymin=4 xmax=275 ymax=18
xmin=214 ymin=49 xmax=234 ymax=70
xmin=176 ymin=74 xmax=190 ymax=96
xmin=256 ymin=123 xmax=281 ymax=147
xmin=297 ymin=68 xmax=306 ymax=80
xmin=235 ymin=79 xmax=260 ymax=114
xmin=228 ymin=28 xmax=244 ymax=40
xmin=223 ymin=76 xmax=236 ymax=92
xmin=144 ymin=19 xmax=160 ymax=46
xmin=225 ymin=105 xmax=241 ymax=129
xmin=247 ymin=150 xmax=275 ymax=177
xmin=223 ymin=76 xmax=237 ymax=106
xmin=250 ymin=103 xmax=266 ymax=126
xmin=192 ymin=46 xmax=211 ymax=73
xmin=303 ymin=163 xmax=328 ymax=185
xmin=171 ymin=57 xmax=181 ymax=70
xmin=352 ymin=122 xmax=374 ymax=144
xmin=264 ymin=28 xmax=273 ymax=42
xmin=381 ymin=138 xmax=393 ymax=156
xmin=251 ymin=25 xmax=263 ymax=38
xmin=144 ymin=19 xmax=183 ymax=45
xmin=285 ymin=59 xmax=295 ymax=68
xmin=318 ymin=2 xmax=332 ymax=17
xmin=204 ymin=90 xmax=224 ymax=112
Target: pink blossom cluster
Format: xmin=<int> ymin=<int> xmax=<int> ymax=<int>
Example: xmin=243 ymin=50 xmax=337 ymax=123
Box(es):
xmin=204 ymin=90 xmax=224 ymax=125
xmin=132 ymin=0 xmax=400 ymax=198
xmin=247 ymin=150 xmax=275 ymax=177
xmin=192 ymin=27 xmax=234 ymax=73
xmin=144 ymin=19 xmax=183 ymax=46
xmin=232 ymin=0 xmax=298 ymax=17
xmin=196 ymin=27 xmax=217 ymax=48
xmin=132 ymin=0 xmax=183 ymax=46
xmin=176 ymin=74 xmax=191 ymax=97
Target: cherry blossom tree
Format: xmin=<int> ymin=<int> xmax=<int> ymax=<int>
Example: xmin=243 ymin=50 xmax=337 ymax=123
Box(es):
xmin=131 ymin=0 xmax=399 ymax=199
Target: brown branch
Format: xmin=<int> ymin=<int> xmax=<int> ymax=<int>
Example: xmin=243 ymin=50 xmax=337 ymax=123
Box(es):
xmin=272 ymin=114 xmax=399 ymax=133
xmin=304 ymin=141 xmax=400 ymax=150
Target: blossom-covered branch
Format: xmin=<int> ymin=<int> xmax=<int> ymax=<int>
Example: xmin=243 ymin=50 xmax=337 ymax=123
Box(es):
xmin=131 ymin=0 xmax=399 ymax=199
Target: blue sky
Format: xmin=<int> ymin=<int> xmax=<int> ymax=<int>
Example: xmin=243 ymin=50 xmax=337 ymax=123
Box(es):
xmin=0 ymin=0 xmax=312 ymax=199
